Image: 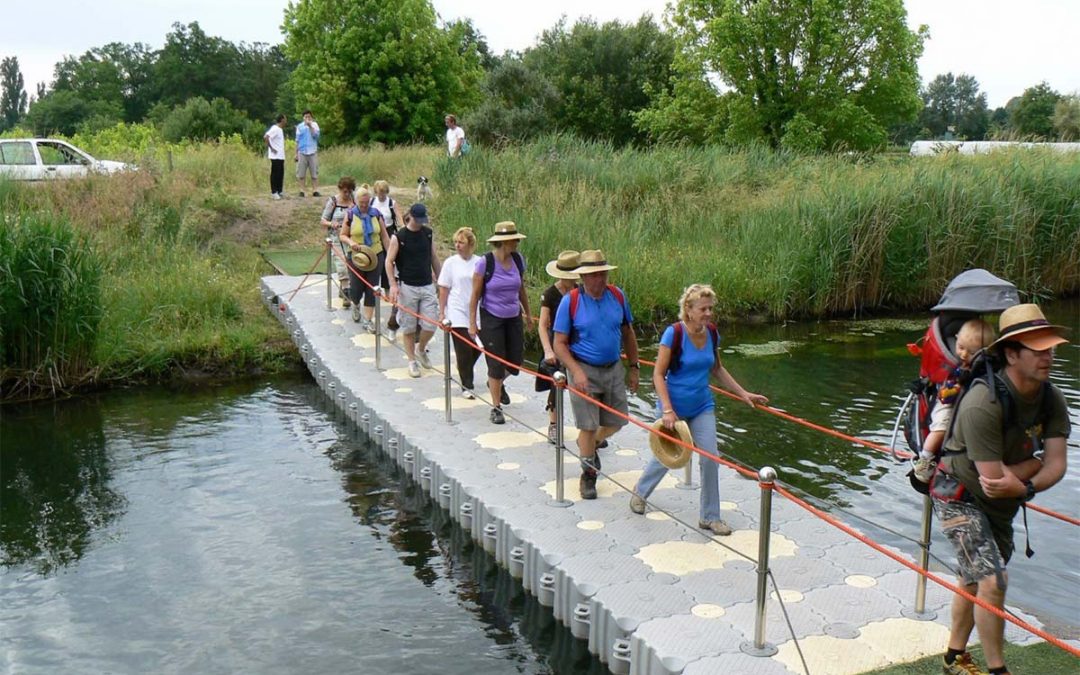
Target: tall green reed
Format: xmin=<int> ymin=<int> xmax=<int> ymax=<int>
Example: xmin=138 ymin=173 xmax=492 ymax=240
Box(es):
xmin=0 ymin=209 xmax=103 ymax=398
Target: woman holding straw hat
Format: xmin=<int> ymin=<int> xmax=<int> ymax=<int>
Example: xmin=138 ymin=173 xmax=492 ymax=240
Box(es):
xmin=341 ymin=188 xmax=391 ymax=331
xmin=536 ymin=251 xmax=580 ymax=443
xmin=469 ymin=222 xmax=532 ymax=425
xmin=630 ymin=284 xmax=768 ymax=536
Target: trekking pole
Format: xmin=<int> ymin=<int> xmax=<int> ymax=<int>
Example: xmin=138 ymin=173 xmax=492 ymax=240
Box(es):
xmin=549 ymin=371 xmax=572 ymax=508
xmin=905 ymin=494 xmax=938 ymax=621
xmin=325 ymin=236 xmax=334 ymax=311
xmin=374 ymin=290 xmax=383 ymax=370
xmin=442 ymin=319 xmax=454 ymax=424
xmin=741 ymin=466 xmax=778 ymax=657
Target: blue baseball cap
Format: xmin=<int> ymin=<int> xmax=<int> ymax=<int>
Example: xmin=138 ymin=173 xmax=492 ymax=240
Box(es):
xmin=409 ymin=203 xmax=429 ymax=224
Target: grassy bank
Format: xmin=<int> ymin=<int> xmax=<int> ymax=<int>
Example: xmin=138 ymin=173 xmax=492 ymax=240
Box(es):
xmin=2 ymin=130 xmax=1078 ymax=398
xmin=866 ymin=641 xmax=1078 ymax=674
xmin=435 ymin=137 xmax=1079 ymax=320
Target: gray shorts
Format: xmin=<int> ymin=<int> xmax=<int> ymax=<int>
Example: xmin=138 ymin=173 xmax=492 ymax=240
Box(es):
xmin=568 ymin=361 xmax=628 ymax=431
xmin=296 ymin=152 xmax=318 ymax=179
xmin=396 ymin=283 xmax=437 ymax=333
xmin=933 ymin=498 xmax=1010 ymax=586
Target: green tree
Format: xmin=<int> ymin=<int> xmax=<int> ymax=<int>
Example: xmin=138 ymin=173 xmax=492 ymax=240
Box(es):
xmin=282 ymin=0 xmax=484 ymax=143
xmin=25 ymin=90 xmax=122 ymax=136
xmin=918 ymin=72 xmax=989 ymax=140
xmin=1010 ymin=82 xmax=1061 ymax=139
xmin=154 ymin=22 xmax=240 ymax=110
xmin=1 ymin=57 xmax=28 ymax=131
xmin=525 ymin=16 xmax=675 ymax=146
xmin=1052 ymin=94 xmax=1080 ymax=141
xmin=634 ymin=50 xmax=730 ymax=145
xmin=464 ymin=58 xmax=560 ymax=144
xmin=159 ymin=96 xmax=259 ymax=143
xmin=662 ymin=0 xmax=926 ymax=151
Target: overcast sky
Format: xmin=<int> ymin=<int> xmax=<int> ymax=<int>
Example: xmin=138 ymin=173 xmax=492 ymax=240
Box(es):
xmin=3 ymin=0 xmax=1078 ymax=109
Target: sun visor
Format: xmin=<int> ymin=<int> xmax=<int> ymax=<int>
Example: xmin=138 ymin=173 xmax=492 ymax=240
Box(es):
xmin=930 ymin=269 xmax=1019 ymax=313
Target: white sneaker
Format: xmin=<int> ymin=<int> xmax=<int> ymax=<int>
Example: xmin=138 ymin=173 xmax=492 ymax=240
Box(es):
xmin=461 ymin=388 xmax=476 ymax=400
xmin=417 ymin=350 xmax=432 ymax=369
xmin=351 ymin=305 xmax=361 ymax=323
xmin=271 ymin=193 xmax=282 ymax=200
xmin=408 ymin=361 xmax=421 ymax=378
xmin=385 ymin=328 xmax=397 ymax=342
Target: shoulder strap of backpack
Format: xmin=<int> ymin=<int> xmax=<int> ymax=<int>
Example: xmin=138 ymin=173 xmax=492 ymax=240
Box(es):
xmin=606 ymin=285 xmax=628 ymax=324
xmin=669 ymin=322 xmax=685 ymax=373
xmin=569 ymin=287 xmax=580 ymax=320
xmin=481 ymin=251 xmax=495 ymax=296
xmin=708 ymin=322 xmax=721 ymax=370
xmin=512 ymin=251 xmax=525 ymax=277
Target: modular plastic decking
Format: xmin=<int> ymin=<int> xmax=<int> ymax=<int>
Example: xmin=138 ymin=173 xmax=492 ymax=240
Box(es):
xmin=262 ymin=275 xmax=1058 ymax=675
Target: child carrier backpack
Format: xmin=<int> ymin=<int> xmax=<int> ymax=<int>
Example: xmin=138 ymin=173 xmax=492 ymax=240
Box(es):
xmin=902 ymin=313 xmax=973 ymax=456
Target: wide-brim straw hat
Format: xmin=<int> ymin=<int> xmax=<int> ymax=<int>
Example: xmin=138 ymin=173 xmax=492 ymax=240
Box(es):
xmin=649 ymin=419 xmax=694 ymax=469
xmin=488 ymin=221 xmax=527 ymax=242
xmin=574 ymin=249 xmax=617 ymax=274
xmin=990 ymin=303 xmax=1068 ymax=351
xmin=545 ymin=250 xmax=581 ymax=280
xmin=350 ymin=245 xmax=379 ymax=272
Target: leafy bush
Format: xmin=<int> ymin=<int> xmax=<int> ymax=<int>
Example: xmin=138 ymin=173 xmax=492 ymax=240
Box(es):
xmin=160 ymin=96 xmax=260 ymax=145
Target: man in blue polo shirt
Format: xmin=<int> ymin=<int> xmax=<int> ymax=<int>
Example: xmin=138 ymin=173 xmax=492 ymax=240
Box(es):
xmin=295 ymin=110 xmax=321 ymax=197
xmin=553 ymin=250 xmax=640 ymax=499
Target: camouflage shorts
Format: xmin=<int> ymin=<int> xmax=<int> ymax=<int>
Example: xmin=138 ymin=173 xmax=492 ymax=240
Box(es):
xmin=933 ymin=498 xmax=1009 ymax=587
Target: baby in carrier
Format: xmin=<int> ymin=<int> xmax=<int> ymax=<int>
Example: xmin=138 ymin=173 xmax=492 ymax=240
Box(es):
xmin=912 ymin=318 xmax=996 ymax=482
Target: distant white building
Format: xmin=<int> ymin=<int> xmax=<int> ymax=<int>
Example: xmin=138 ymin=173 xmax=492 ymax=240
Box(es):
xmin=910 ymin=140 xmax=1080 ymax=156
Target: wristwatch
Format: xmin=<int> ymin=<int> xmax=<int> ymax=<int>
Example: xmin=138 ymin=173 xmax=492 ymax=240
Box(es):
xmin=1022 ymin=480 xmax=1036 ymax=502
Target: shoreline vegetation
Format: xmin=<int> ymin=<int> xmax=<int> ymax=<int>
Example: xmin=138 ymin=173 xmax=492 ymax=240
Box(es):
xmin=1 ymin=133 xmax=1078 ymax=400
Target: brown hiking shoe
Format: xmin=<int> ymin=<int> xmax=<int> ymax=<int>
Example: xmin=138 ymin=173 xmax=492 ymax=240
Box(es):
xmin=579 ymin=472 xmax=598 ymax=500
xmin=942 ymin=652 xmax=988 ymax=675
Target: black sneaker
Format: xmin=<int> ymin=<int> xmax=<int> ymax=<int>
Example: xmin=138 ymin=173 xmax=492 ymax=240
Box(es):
xmin=298 ymin=191 xmax=305 ymax=197
xmin=312 ymin=191 xmax=321 ymax=197
xmin=500 ymin=386 xmax=510 ymax=405
xmin=579 ymin=471 xmax=598 ymax=500
xmin=597 ymin=439 xmax=608 ymax=449
xmin=490 ymin=407 xmax=505 ymax=425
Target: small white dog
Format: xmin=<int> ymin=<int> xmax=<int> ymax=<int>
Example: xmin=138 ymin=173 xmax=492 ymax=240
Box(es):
xmin=416 ymin=176 xmax=433 ymax=201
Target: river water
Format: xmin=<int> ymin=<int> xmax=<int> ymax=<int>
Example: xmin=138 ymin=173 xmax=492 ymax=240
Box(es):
xmin=2 ymin=301 xmax=1077 ymax=672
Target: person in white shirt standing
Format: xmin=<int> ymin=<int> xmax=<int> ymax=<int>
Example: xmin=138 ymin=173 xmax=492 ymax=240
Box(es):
xmin=264 ymin=114 xmax=286 ymax=200
xmin=437 ymin=227 xmax=483 ymax=398
xmin=295 ymin=110 xmax=321 ymax=197
xmin=445 ymin=114 xmax=465 ymax=158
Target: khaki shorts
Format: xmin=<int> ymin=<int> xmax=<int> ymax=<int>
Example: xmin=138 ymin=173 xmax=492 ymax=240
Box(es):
xmin=567 ymin=361 xmax=628 ymax=432
xmin=396 ymin=283 xmax=437 ymax=333
xmin=296 ymin=152 xmax=318 ymax=179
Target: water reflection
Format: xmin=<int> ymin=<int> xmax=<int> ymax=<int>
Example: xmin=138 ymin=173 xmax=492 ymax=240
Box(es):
xmin=1 ymin=398 xmax=124 ymax=574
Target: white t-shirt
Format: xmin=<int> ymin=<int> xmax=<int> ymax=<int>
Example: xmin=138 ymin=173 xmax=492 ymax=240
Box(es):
xmin=437 ymin=253 xmax=480 ymax=327
xmin=371 ymin=195 xmax=395 ymax=227
xmin=265 ymin=125 xmax=285 ymax=160
xmin=446 ymin=126 xmax=465 ymax=156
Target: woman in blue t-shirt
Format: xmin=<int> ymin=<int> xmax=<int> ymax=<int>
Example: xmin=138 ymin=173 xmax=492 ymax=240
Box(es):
xmin=631 ymin=284 xmax=768 ymax=535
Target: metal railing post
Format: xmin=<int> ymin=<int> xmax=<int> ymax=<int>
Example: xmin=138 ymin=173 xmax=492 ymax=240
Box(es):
xmin=325 ymin=237 xmax=334 ymax=311
xmin=904 ymin=494 xmax=938 ymax=621
xmin=677 ymin=441 xmax=698 ymax=490
xmin=741 ymin=466 xmax=778 ymax=657
xmin=374 ymin=291 xmax=383 ymax=370
xmin=548 ymin=371 xmax=572 ymax=508
xmin=442 ymin=319 xmax=454 ymax=424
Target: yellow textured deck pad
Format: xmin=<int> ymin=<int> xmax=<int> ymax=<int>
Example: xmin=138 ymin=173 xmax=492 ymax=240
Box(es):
xmin=635 ymin=531 xmax=797 ymax=576
xmin=384 ymin=366 xmax=435 ymax=380
xmin=540 ymin=470 xmax=678 ymax=500
xmin=474 ymin=431 xmax=544 ymax=449
xmin=691 ymin=604 xmax=726 ymax=618
xmin=351 ymin=334 xmax=375 ymax=348
xmin=774 ymin=616 xmax=949 ymax=674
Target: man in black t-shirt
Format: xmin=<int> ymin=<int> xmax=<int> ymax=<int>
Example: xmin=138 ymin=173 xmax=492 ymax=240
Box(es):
xmin=385 ymin=204 xmax=441 ymax=378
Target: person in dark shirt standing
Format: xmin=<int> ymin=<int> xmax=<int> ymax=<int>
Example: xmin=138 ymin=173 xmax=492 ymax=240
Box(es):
xmin=385 ymin=204 xmax=441 ymax=378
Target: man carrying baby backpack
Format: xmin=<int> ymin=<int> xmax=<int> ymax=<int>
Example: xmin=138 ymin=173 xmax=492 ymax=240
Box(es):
xmin=930 ymin=304 xmax=1070 ymax=675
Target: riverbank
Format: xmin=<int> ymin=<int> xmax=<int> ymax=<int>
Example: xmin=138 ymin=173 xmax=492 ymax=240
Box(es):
xmin=2 ymin=136 xmax=1077 ymax=399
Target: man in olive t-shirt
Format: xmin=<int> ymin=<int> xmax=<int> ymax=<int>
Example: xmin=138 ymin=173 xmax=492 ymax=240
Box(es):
xmin=932 ymin=304 xmax=1070 ymax=675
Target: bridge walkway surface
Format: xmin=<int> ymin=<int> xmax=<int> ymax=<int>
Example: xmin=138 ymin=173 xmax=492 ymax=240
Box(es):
xmin=262 ymin=274 xmax=1061 ymax=675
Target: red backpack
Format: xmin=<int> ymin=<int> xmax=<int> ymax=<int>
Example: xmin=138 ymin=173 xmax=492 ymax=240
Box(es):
xmin=668 ymin=321 xmax=721 ymax=373
xmin=567 ymin=285 xmax=627 ymax=341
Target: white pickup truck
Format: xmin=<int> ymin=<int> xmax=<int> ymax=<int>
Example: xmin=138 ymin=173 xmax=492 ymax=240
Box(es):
xmin=0 ymin=138 xmax=133 ymax=180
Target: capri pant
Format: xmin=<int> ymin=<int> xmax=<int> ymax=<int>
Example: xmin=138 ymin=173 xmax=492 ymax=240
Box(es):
xmin=478 ymin=307 xmax=523 ymax=380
